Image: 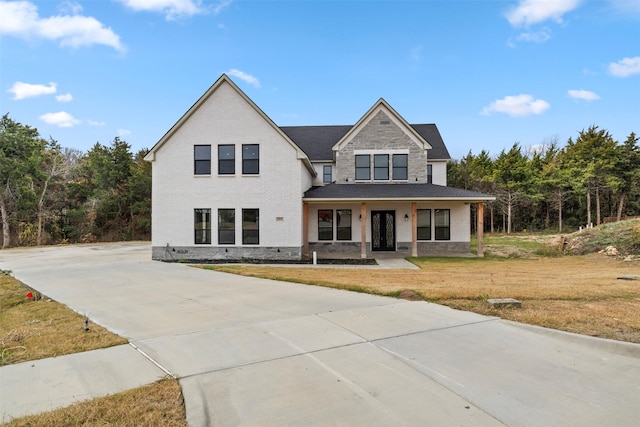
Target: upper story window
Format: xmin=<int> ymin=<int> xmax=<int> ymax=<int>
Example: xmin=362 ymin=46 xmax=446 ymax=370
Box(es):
xmin=355 ymin=155 xmax=370 ymax=180
xmin=393 ymin=154 xmax=408 ymax=180
xmin=218 ymin=145 xmax=235 ymax=175
xmin=374 ymin=154 xmax=389 ymax=180
xmin=323 ymin=165 xmax=332 ymax=183
xmin=242 ymin=144 xmax=259 ymax=174
xmin=427 ymin=164 xmax=433 ymax=184
xmin=194 ymin=145 xmax=211 ymax=175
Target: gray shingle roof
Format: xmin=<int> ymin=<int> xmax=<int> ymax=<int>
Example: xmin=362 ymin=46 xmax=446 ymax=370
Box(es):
xmin=303 ymin=183 xmax=494 ymax=201
xmin=280 ymin=124 xmax=451 ymax=161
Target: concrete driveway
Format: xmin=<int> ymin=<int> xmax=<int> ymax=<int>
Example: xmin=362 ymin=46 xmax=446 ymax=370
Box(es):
xmin=1 ymin=242 xmax=639 ymax=426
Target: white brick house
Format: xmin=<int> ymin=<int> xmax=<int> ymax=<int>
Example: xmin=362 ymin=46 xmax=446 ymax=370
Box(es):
xmin=144 ymin=74 xmax=494 ymax=261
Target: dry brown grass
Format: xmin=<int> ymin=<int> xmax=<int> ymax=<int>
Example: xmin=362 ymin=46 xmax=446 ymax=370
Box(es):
xmin=0 ymin=273 xmax=127 ymax=366
xmin=207 ymin=253 xmax=640 ymax=343
xmin=4 ymin=378 xmax=186 ymax=427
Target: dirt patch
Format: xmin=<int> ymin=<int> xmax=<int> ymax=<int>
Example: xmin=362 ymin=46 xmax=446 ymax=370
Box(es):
xmin=397 ymin=289 xmax=424 ymax=301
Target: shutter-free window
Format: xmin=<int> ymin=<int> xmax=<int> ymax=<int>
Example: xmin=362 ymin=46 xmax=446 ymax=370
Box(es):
xmin=355 ymin=155 xmax=370 ymax=180
xmin=374 ymin=154 xmax=389 ymax=180
xmin=242 ymin=145 xmax=259 ymax=174
xmin=194 ymin=145 xmax=211 ymax=175
xmin=218 ymin=209 xmax=235 ymax=244
xmin=218 ymin=145 xmax=235 ymax=175
xmin=435 ymin=209 xmax=450 ymax=240
xmin=417 ymin=209 xmax=431 ymax=240
xmin=393 ymin=154 xmax=408 ymax=180
xmin=194 ymin=208 xmax=211 ymax=244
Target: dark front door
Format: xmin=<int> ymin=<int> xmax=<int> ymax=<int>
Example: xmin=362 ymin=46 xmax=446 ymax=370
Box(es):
xmin=371 ymin=211 xmax=395 ymax=251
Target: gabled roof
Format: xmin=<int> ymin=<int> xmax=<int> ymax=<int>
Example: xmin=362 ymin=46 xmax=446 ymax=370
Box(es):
xmin=281 ymin=123 xmax=451 ymax=162
xmin=144 ymin=74 xmax=315 ymax=175
xmin=332 ymin=98 xmax=432 ymax=154
xmin=303 ymin=183 xmax=494 ymax=202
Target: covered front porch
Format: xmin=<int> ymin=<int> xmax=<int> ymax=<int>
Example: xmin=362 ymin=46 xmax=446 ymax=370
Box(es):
xmin=302 ymin=192 xmax=490 ymax=260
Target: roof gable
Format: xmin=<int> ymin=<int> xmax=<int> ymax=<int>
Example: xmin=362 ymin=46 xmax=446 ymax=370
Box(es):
xmin=331 ymin=99 xmax=433 ymax=154
xmin=144 ymin=75 xmax=315 ymax=175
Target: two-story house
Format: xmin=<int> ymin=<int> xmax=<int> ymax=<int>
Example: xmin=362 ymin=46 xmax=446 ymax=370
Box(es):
xmin=144 ymin=74 xmax=494 ymax=261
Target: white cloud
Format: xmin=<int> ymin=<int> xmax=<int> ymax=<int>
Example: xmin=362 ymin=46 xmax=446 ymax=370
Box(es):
xmin=568 ymin=89 xmax=600 ymax=101
xmin=0 ymin=1 xmax=124 ymax=51
xmin=482 ymin=94 xmax=550 ymax=117
xmin=58 ymin=1 xmax=83 ymax=15
xmin=516 ymin=27 xmax=552 ymax=43
xmin=88 ymin=120 xmax=106 ymax=126
xmin=227 ymin=69 xmax=261 ymax=88
xmin=56 ymin=93 xmax=73 ymax=102
xmin=118 ymin=0 xmax=205 ymax=20
xmin=212 ymin=0 xmax=232 ymax=15
xmin=505 ymin=0 xmax=581 ymax=27
xmin=7 ymin=81 xmax=56 ymax=100
xmin=608 ymin=0 xmax=640 ymax=16
xmin=608 ymin=56 xmax=640 ymax=77
xmin=118 ymin=129 xmax=132 ymax=137
xmin=40 ymin=111 xmax=80 ymax=127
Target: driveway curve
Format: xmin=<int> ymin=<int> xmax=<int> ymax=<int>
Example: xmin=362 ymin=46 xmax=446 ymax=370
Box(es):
xmin=1 ymin=242 xmax=639 ymax=426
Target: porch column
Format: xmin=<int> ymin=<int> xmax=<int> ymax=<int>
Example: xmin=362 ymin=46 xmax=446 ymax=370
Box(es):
xmin=411 ymin=202 xmax=418 ymax=257
xmin=303 ymin=202 xmax=309 ymax=258
xmin=477 ymin=202 xmax=484 ymax=258
xmin=360 ymin=202 xmax=367 ymax=259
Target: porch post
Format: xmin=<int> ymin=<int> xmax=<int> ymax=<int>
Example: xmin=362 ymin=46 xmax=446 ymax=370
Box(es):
xmin=477 ymin=202 xmax=484 ymax=258
xmin=303 ymin=202 xmax=309 ymax=258
xmin=360 ymin=202 xmax=367 ymax=258
xmin=411 ymin=202 xmax=417 ymax=257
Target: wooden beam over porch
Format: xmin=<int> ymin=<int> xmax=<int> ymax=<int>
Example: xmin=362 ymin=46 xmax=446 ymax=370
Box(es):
xmin=360 ymin=202 xmax=367 ymax=259
xmin=477 ymin=201 xmax=484 ymax=258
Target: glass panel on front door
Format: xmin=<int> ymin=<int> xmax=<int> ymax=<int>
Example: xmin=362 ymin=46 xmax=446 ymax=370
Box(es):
xmin=372 ymin=211 xmax=395 ymax=251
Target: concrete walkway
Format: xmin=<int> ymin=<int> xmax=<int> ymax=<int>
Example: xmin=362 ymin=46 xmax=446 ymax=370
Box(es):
xmin=1 ymin=242 xmax=639 ymax=426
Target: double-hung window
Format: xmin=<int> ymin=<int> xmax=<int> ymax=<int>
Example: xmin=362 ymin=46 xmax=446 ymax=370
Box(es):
xmin=434 ymin=209 xmax=450 ymax=240
xmin=194 ymin=145 xmax=211 ymax=175
xmin=336 ymin=210 xmax=352 ymax=240
xmin=242 ymin=144 xmax=259 ymax=174
xmin=218 ymin=145 xmax=235 ymax=175
xmin=242 ymin=209 xmax=259 ymax=244
xmin=355 ymin=155 xmax=370 ymax=180
xmin=218 ymin=209 xmax=235 ymax=244
xmin=374 ymin=154 xmax=389 ymax=180
xmin=194 ymin=208 xmax=211 ymax=244
xmin=318 ymin=210 xmax=333 ymax=240
xmin=323 ymin=165 xmax=332 ymax=183
xmin=427 ymin=164 xmax=433 ymax=184
xmin=393 ymin=154 xmax=408 ymax=180
xmin=417 ymin=209 xmax=431 ymax=240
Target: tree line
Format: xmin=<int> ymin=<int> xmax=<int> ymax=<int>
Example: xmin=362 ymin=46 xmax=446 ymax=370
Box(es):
xmin=1 ymin=113 xmax=638 ymax=248
xmin=448 ymin=126 xmax=640 ymax=234
xmin=1 ymin=114 xmax=151 ymax=248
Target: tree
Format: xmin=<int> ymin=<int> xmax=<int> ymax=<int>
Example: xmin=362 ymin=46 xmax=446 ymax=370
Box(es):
xmin=34 ymin=139 xmax=68 ymax=245
xmin=0 ymin=114 xmax=46 ymax=248
xmin=614 ymin=132 xmax=640 ymax=221
xmin=563 ymin=126 xmax=618 ymax=226
xmin=492 ymin=143 xmax=531 ymax=234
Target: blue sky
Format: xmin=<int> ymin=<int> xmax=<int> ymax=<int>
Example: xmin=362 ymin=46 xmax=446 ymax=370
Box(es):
xmin=1 ymin=0 xmax=639 ymax=159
